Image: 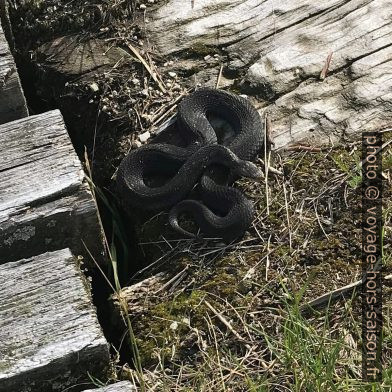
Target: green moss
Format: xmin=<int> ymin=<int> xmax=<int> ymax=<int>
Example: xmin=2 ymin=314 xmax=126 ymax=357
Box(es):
xmin=0 ymin=360 xmax=11 ymax=372
xmin=189 ymin=42 xmax=214 ymax=56
xmin=134 ymin=289 xmax=209 ymax=366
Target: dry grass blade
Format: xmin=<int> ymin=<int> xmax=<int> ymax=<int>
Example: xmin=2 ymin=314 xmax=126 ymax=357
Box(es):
xmin=216 ymin=64 xmax=223 ymax=89
xmin=264 ymin=115 xmax=270 ymax=215
xmin=320 ymin=51 xmax=333 ymax=80
xmin=283 ymin=182 xmax=292 ymax=250
xmin=126 ymin=43 xmax=166 ymax=94
xmin=301 ymin=274 xmax=392 ymax=313
xmin=286 ymin=145 xmax=322 ymax=152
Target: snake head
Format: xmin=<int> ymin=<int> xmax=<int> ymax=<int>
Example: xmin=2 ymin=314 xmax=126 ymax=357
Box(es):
xmin=236 ymin=160 xmax=264 ymax=180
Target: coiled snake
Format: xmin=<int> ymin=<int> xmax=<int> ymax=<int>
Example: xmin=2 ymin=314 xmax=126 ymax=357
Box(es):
xmin=116 ymin=88 xmax=264 ymax=242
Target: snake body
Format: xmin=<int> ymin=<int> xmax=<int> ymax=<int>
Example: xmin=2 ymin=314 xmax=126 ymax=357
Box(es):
xmin=116 ymin=88 xmax=264 ymax=242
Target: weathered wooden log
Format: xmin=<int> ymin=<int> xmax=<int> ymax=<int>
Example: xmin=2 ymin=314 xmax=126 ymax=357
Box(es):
xmin=35 ymin=36 xmax=134 ymax=77
xmin=0 ymin=23 xmax=27 ymax=123
xmin=111 ymin=272 xmax=168 ymax=324
xmin=0 ymin=110 xmax=105 ymax=265
xmin=147 ymin=0 xmax=392 ymax=148
xmin=0 ymin=248 xmax=110 ymax=392
xmin=0 ymin=0 xmax=15 ymax=52
xmin=82 ymin=381 xmax=137 ymax=392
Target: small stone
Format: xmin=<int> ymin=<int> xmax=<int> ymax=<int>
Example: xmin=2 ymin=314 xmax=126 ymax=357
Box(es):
xmin=138 ymin=131 xmax=151 ymax=143
xmin=139 ymin=4 xmax=147 ymax=9
xmin=204 ymin=55 xmax=212 ymax=61
xmin=131 ymin=140 xmax=142 ymax=149
xmin=168 ymin=71 xmax=177 ymax=78
xmin=132 ymin=78 xmax=140 ymax=85
xmin=169 ymin=321 xmax=178 ymax=331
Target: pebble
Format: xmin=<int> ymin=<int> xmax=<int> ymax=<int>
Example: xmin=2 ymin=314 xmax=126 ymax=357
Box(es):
xmin=138 ymin=131 xmax=151 ymax=143
xmin=139 ymin=4 xmax=146 ymax=9
xmin=204 ymin=55 xmax=212 ymax=61
xmin=132 ymin=140 xmax=142 ymax=149
xmin=168 ymin=71 xmax=177 ymax=78
xmin=132 ymin=78 xmax=140 ymax=85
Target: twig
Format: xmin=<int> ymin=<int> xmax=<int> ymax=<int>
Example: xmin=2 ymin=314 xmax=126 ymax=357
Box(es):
xmin=205 ymin=300 xmax=244 ymax=341
xmin=320 ymin=52 xmax=333 ymax=80
xmin=301 ymin=274 xmax=392 ymax=313
xmin=125 ymin=43 xmax=166 ymax=94
xmin=151 ymin=91 xmax=189 ymax=126
xmin=257 ymin=158 xmax=283 ymax=176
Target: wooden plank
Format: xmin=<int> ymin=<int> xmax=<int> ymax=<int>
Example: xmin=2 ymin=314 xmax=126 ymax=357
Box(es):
xmin=0 ymin=110 xmax=105 ymax=265
xmin=0 ymin=248 xmax=110 ymax=392
xmin=82 ymin=381 xmax=137 ymax=392
xmin=0 ymin=0 xmax=15 ymax=52
xmin=0 ymin=23 xmax=27 ymax=123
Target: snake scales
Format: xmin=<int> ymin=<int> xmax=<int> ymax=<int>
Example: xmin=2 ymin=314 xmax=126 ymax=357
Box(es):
xmin=116 ymin=88 xmax=264 ymax=242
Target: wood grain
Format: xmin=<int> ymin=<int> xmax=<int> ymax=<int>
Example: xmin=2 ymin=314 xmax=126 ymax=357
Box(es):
xmin=0 ymin=23 xmax=27 ymax=123
xmin=147 ymin=0 xmax=392 ymax=148
xmin=82 ymin=381 xmax=137 ymax=392
xmin=0 ymin=249 xmax=110 ymax=392
xmin=0 ymin=110 xmax=105 ymax=264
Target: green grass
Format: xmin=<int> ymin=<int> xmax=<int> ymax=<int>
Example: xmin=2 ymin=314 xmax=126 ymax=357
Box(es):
xmin=85 ymin=156 xmax=146 ymax=391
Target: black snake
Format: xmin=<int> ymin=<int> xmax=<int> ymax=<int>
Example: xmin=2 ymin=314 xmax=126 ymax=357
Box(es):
xmin=116 ymin=88 xmax=264 ymax=242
